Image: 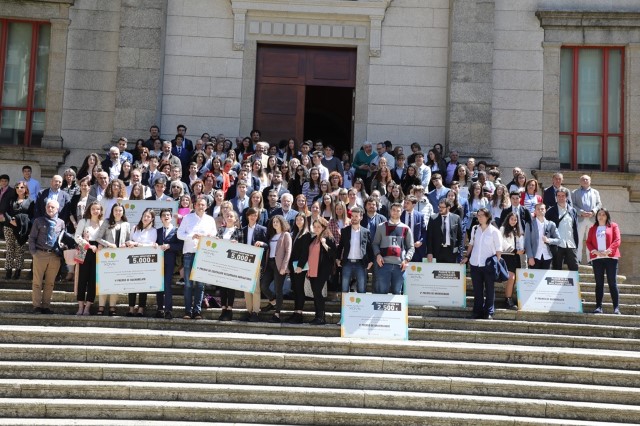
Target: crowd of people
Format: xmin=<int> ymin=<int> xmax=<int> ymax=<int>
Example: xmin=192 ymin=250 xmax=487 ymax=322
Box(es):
xmin=0 ymin=123 xmax=624 ymax=322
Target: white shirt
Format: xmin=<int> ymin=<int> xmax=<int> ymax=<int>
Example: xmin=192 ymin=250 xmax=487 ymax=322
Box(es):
xmin=348 ymin=227 xmax=362 ymax=260
xmin=469 ymin=225 xmax=502 ymax=267
xmin=246 ymin=225 xmax=255 ymax=245
xmin=177 ymin=212 xmax=217 ymax=253
xmin=442 ymin=214 xmax=451 ymax=246
xmin=534 ymin=218 xmax=552 ymax=260
xmin=131 ymin=227 xmax=157 ymax=245
xmin=596 ymin=226 xmax=607 ymax=252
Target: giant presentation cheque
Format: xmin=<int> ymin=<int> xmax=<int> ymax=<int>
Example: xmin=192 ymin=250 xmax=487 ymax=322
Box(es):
xmin=404 ymin=262 xmax=466 ymax=307
xmin=516 ymin=269 xmax=583 ymax=313
xmin=341 ymin=293 xmax=408 ymax=340
xmin=190 ymin=237 xmax=263 ymax=293
xmin=122 ymin=199 xmax=179 ymax=228
xmin=96 ymin=247 xmax=164 ymax=294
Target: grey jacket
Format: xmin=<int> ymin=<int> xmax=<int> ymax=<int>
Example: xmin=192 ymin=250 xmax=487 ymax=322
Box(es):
xmin=524 ymin=218 xmax=560 ymax=259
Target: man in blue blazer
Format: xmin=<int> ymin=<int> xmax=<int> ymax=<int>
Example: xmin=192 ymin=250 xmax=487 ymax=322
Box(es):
xmin=400 ymin=196 xmax=427 ymax=262
xmin=426 ymin=173 xmax=450 ymax=211
xmin=34 ymin=175 xmax=71 ymax=221
xmin=336 ymin=207 xmax=374 ymax=293
xmin=155 ymin=208 xmax=184 ymax=319
xmin=270 ymin=193 xmax=298 ymax=228
xmin=240 ymin=209 xmax=268 ymax=322
xmin=524 ymin=203 xmax=561 ymax=270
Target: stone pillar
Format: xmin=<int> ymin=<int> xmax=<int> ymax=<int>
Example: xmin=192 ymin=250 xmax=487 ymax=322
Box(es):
xmin=113 ymin=0 xmax=167 ymax=140
xmin=626 ymin=43 xmax=640 ymax=172
xmin=41 ymin=17 xmax=70 ymax=150
xmin=540 ymin=42 xmax=562 ymax=170
xmin=446 ymin=0 xmax=494 ymax=159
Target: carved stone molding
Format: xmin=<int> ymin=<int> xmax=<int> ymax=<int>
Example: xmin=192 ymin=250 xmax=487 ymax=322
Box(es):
xmin=230 ymin=0 xmax=392 ymax=56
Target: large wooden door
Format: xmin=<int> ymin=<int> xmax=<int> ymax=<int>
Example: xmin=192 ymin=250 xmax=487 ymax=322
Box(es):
xmin=254 ymin=45 xmax=356 ymax=145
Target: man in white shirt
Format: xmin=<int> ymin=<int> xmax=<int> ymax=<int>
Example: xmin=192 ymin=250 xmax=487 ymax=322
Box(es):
xmin=311 ymin=151 xmax=330 ymax=182
xmin=177 ymin=197 xmax=217 ymax=319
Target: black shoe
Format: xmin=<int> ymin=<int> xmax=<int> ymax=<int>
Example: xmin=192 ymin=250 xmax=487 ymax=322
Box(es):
xmin=41 ymin=308 xmax=53 ymax=315
xmin=268 ymin=314 xmax=281 ymax=323
xmin=260 ymin=303 xmax=276 ymax=312
xmin=164 ymin=311 xmax=173 ymax=319
xmin=238 ymin=312 xmax=251 ymax=322
xmin=309 ymin=317 xmax=326 ymax=325
xmin=286 ymin=313 xmax=303 ymax=324
xmin=505 ymin=297 xmax=517 ymax=310
xmin=5 ymin=269 xmax=12 ymax=280
xmin=248 ymin=312 xmax=260 ymax=322
xmin=155 ymin=310 xmax=164 ymax=318
xmin=12 ymin=269 xmax=20 ymax=280
xmin=218 ymin=310 xmax=232 ymax=321
xmin=32 ymin=307 xmax=42 ymax=314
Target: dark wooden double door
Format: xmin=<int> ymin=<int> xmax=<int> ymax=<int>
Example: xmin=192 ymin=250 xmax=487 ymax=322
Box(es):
xmin=254 ymin=45 xmax=356 ymax=152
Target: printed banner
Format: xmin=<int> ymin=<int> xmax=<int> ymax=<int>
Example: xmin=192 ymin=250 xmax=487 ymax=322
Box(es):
xmin=121 ymin=199 xmax=179 ymax=228
xmin=341 ymin=293 xmax=408 ymax=340
xmin=516 ymin=269 xmax=583 ymax=313
xmin=404 ymin=262 xmax=466 ymax=307
xmin=190 ymin=237 xmax=263 ymax=293
xmin=96 ymin=247 xmax=164 ymax=294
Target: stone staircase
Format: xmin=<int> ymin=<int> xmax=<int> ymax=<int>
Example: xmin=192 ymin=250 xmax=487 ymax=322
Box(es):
xmin=0 ymin=241 xmax=639 ymax=424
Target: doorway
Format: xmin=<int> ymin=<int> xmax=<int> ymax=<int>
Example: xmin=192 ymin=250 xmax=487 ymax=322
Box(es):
xmin=254 ymin=45 xmax=356 ymax=153
xmin=303 ymin=86 xmax=353 ymax=157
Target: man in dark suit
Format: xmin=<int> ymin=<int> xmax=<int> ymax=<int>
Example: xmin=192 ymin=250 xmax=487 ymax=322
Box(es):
xmin=400 ymin=196 xmax=427 ymax=262
xmin=543 ymin=172 xmax=570 ymax=210
xmin=500 ymin=191 xmax=532 ymax=235
xmin=426 ymin=199 xmax=464 ymax=263
xmin=240 ymin=207 xmax=268 ymax=322
xmin=34 ymin=175 xmax=71 ymax=221
xmin=155 ymin=208 xmax=184 ymax=319
xmin=172 ymin=124 xmax=193 ymax=152
xmin=146 ymin=178 xmax=172 ymax=201
xmin=171 ymin=134 xmax=192 ymax=178
xmin=336 ymin=207 xmax=373 ymax=293
xmin=545 ymin=187 xmax=579 ymax=271
xmin=261 ymin=171 xmax=289 ymax=202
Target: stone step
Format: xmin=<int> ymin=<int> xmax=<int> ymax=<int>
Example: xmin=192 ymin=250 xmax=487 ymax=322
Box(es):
xmin=0 ymin=421 xmax=264 ymax=426
xmin=0 ymin=399 xmax=632 ymax=425
xmin=1 ymin=327 xmax=639 ymax=371
xmin=2 ymin=361 xmax=639 ymax=405
xmin=0 ymin=380 xmax=639 ymax=423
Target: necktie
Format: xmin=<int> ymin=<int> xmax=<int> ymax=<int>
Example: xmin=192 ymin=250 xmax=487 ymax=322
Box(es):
xmin=178 ymin=147 xmax=182 ymax=155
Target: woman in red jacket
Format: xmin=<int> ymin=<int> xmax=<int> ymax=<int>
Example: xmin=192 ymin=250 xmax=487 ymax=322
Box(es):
xmin=586 ymin=208 xmax=621 ymax=314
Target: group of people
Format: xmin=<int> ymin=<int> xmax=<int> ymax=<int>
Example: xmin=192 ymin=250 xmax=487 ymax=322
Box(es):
xmin=0 ymin=123 xmax=623 ymax=322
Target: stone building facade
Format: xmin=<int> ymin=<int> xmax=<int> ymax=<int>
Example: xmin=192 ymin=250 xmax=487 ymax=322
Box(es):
xmin=0 ymin=0 xmax=639 ymax=275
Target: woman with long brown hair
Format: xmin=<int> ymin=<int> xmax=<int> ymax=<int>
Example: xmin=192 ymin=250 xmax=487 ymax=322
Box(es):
xmin=307 ymin=217 xmax=337 ymax=325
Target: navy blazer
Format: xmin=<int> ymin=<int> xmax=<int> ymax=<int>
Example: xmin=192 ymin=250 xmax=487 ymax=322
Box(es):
xmin=156 ymin=226 xmax=183 ymax=255
xmin=171 ymin=146 xmax=191 ymax=169
xmin=242 ymin=223 xmax=268 ymax=271
xmin=400 ymin=209 xmax=427 ymax=261
xmin=337 ymin=226 xmax=374 ymax=265
xmin=34 ymin=188 xmax=71 ymax=221
xmin=545 ymin=204 xmax=579 ymax=248
xmin=427 ymin=187 xmax=451 ymax=210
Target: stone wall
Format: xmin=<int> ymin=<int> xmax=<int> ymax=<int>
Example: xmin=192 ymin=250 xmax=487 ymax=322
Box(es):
xmin=161 ymin=0 xmax=241 ymax=143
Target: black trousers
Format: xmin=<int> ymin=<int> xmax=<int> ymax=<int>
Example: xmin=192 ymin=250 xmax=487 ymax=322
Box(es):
xmin=219 ymin=288 xmax=235 ymax=308
xmin=552 ymin=247 xmax=579 ymax=271
xmin=77 ymin=244 xmax=97 ymax=303
xmin=436 ymin=246 xmax=458 ymax=264
xmin=291 ymin=270 xmax=307 ymax=311
xmin=309 ymin=276 xmax=326 ymax=318
xmin=532 ymin=258 xmax=552 ymax=270
xmin=128 ymin=293 xmax=147 ymax=307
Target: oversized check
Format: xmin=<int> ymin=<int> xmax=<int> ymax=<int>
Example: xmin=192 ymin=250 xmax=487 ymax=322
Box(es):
xmin=516 ymin=269 xmax=583 ymax=313
xmin=122 ymin=199 xmax=179 ymax=228
xmin=190 ymin=237 xmax=263 ymax=292
xmin=404 ymin=262 xmax=466 ymax=307
xmin=341 ymin=293 xmax=408 ymax=340
xmin=96 ymin=247 xmax=164 ymax=294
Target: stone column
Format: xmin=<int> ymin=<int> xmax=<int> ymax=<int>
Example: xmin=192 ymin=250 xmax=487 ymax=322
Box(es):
xmin=41 ymin=17 xmax=70 ymax=150
xmin=539 ymin=42 xmax=562 ymax=170
xmin=626 ymin=43 xmax=640 ymax=172
xmin=446 ymin=0 xmax=494 ymax=160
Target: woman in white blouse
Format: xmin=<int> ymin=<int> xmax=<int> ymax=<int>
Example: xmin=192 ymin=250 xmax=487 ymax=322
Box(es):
xmin=74 ymin=201 xmax=104 ymax=316
xmin=126 ymin=208 xmax=158 ymax=317
xmin=95 ymin=203 xmax=131 ymax=315
xmin=461 ymin=208 xmax=502 ymax=320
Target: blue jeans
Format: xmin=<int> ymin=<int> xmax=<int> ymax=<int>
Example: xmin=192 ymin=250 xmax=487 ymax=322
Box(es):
xmin=375 ymin=263 xmax=404 ymax=295
xmin=341 ymin=261 xmax=367 ymax=293
xmin=470 ymin=264 xmax=495 ymax=317
xmin=183 ymin=253 xmax=204 ymax=315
